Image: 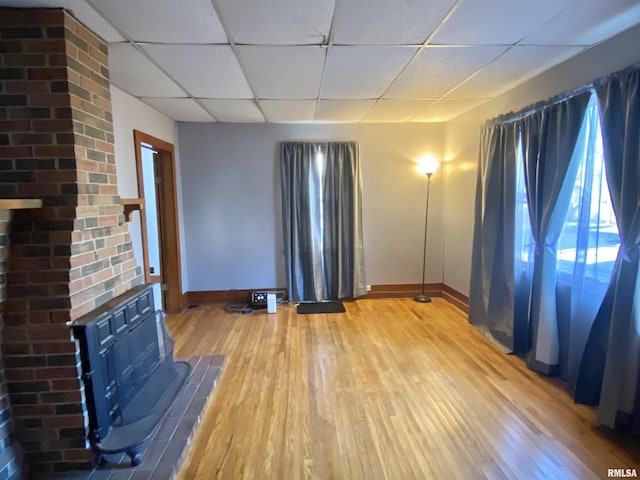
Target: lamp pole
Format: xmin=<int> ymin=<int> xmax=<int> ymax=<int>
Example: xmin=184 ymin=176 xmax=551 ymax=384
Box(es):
xmin=415 ymin=171 xmax=433 ymax=303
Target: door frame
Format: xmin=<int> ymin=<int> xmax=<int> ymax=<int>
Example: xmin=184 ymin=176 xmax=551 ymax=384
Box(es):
xmin=133 ymin=130 xmax=184 ymax=313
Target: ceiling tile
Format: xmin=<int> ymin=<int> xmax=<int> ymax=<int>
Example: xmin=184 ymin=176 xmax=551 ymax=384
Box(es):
xmin=108 ymin=43 xmax=185 ymax=97
xmin=237 ymin=46 xmax=325 ymax=100
xmin=361 ymin=100 xmax=432 ymax=123
xmin=215 ymin=0 xmax=334 ymax=44
xmin=5 ymin=0 xmax=635 ymax=125
xmin=316 ymin=100 xmax=376 ymax=122
xmin=141 ymin=98 xmax=215 ymax=122
xmin=0 ymin=0 xmax=125 ymax=41
xmin=321 ymin=46 xmax=417 ymax=99
xmin=385 ymin=46 xmax=507 ymax=99
xmin=200 ymin=99 xmax=265 ymax=122
xmin=450 ymin=45 xmax=584 ymax=98
xmin=86 ymin=0 xmax=227 ymax=43
xmin=259 ymin=100 xmax=317 ymax=123
xmin=431 ymin=0 xmax=574 ymax=45
xmin=411 ymin=98 xmax=489 ymax=122
xmin=523 ymin=0 xmax=640 ymax=46
xmin=332 ymin=0 xmax=457 ymax=45
xmin=142 ymin=44 xmax=253 ymax=98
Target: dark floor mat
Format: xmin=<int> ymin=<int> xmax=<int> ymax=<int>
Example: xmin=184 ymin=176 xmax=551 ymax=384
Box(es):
xmin=297 ymin=300 xmax=346 ymax=314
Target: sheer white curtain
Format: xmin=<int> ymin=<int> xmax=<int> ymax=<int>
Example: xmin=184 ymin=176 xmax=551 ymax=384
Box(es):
xmin=554 ymin=98 xmax=619 ymax=390
xmin=513 ymin=136 xmax=534 ymax=354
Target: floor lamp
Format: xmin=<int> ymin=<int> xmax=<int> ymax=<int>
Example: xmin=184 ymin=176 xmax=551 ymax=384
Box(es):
xmin=415 ymin=157 xmax=440 ymax=303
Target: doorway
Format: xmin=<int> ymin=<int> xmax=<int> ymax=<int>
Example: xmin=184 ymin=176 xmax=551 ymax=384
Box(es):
xmin=134 ymin=130 xmax=183 ymax=313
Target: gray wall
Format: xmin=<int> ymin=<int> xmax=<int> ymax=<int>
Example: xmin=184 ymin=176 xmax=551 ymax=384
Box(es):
xmin=178 ymin=122 xmax=445 ymax=292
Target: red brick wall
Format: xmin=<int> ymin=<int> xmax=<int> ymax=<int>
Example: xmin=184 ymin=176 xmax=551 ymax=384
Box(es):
xmin=0 ymin=8 xmax=143 ymax=475
xmin=0 ymin=210 xmax=21 ymax=480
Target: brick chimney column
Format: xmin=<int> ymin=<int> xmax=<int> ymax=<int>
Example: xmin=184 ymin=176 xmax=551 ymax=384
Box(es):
xmin=0 ymin=8 xmax=143 ymax=475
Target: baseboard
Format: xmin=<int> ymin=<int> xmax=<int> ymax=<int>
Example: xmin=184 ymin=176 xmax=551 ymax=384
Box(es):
xmin=180 ymin=292 xmax=189 ymax=311
xmin=365 ymin=283 xmax=469 ymax=313
xmin=364 ymin=283 xmax=443 ymax=299
xmin=441 ymin=284 xmax=469 ymax=313
xmin=187 ymin=288 xmax=287 ymax=306
xmin=185 ymin=283 xmax=470 ymax=313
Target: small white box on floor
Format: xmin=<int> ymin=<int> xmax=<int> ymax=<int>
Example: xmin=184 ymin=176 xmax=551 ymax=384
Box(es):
xmin=267 ymin=293 xmax=277 ymax=313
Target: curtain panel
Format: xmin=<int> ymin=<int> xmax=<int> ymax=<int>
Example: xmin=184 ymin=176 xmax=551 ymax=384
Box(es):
xmin=578 ymin=65 xmax=640 ymax=429
xmin=281 ymin=141 xmax=367 ymax=302
xmin=468 ymin=122 xmax=519 ymax=351
xmin=519 ymin=92 xmax=592 ymax=373
xmin=470 ymin=61 xmax=640 ymax=432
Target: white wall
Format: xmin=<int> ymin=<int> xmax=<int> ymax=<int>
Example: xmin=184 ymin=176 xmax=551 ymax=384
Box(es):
xmin=442 ymin=121 xmax=480 ymax=296
xmin=442 ymin=24 xmax=640 ymax=297
xmin=177 ymin=123 xmax=445 ymax=292
xmin=110 ymin=86 xmax=186 ymax=300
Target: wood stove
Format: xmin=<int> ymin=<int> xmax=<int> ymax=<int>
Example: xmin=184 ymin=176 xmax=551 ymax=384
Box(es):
xmin=71 ymin=284 xmax=190 ymax=466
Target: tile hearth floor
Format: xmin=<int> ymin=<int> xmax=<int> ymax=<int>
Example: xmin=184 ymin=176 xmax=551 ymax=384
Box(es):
xmin=55 ymin=355 xmax=224 ymax=480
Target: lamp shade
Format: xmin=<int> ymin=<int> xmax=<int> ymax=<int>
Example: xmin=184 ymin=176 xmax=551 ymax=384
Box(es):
xmin=417 ymin=155 xmax=440 ymax=175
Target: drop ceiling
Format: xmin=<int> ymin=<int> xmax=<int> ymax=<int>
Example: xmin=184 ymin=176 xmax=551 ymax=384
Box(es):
xmin=2 ymin=0 xmax=640 ymax=123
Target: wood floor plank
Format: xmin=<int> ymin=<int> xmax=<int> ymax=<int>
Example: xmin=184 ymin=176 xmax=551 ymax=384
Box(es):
xmin=168 ymin=298 xmax=640 ymax=479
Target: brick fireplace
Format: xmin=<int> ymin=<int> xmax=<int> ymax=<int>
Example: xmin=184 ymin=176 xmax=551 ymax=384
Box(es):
xmin=0 ymin=7 xmax=143 ymax=476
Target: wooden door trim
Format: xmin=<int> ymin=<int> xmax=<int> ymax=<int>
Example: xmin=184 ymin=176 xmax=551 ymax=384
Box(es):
xmin=133 ymin=130 xmax=184 ymax=313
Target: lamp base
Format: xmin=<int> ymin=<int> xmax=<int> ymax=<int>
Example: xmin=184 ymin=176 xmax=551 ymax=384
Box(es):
xmin=414 ymin=294 xmax=432 ymax=303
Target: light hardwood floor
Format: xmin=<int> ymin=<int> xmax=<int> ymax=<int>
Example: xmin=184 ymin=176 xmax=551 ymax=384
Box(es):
xmin=167 ymin=298 xmax=640 ymax=479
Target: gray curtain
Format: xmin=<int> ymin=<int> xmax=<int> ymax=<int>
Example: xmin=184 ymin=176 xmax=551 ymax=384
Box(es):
xmin=519 ymin=92 xmax=591 ymax=374
xmin=577 ymin=65 xmax=640 ymax=429
xmin=281 ymin=141 xmax=367 ymax=302
xmin=469 ymin=122 xmax=519 ymax=351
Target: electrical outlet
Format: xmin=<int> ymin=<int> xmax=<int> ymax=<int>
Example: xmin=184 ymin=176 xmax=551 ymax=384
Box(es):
xmin=366 ymin=284 xmax=372 ymax=292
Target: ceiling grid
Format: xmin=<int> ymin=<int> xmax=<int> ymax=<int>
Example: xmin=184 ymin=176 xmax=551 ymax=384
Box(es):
xmin=3 ymin=0 xmax=639 ymax=123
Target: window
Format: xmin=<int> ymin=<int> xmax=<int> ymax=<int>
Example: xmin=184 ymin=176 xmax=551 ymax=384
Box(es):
xmin=514 ymin=133 xmax=534 ymax=273
xmin=555 ymin=98 xmax=620 ymax=290
xmin=514 ymin=95 xmax=620 ymax=320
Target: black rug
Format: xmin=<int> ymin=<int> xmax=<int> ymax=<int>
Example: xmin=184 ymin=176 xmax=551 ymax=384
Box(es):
xmin=297 ymin=300 xmax=346 ymax=314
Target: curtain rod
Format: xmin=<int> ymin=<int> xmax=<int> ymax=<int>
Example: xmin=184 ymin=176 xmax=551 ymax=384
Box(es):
xmin=487 ymin=61 xmax=640 ymax=127
xmin=487 ymin=83 xmax=593 ymax=126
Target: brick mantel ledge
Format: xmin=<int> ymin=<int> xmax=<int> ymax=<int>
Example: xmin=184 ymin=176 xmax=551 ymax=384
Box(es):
xmin=0 ymin=199 xmax=43 ymax=210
